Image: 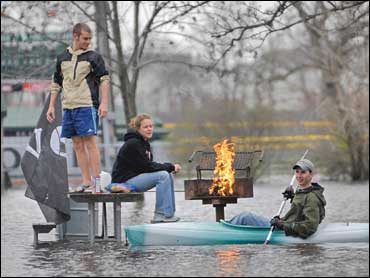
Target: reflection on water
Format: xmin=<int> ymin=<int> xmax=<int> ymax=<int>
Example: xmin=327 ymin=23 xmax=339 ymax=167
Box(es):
xmin=215 ymin=246 xmax=242 ymax=277
xmin=1 ymin=176 xmax=369 ymax=277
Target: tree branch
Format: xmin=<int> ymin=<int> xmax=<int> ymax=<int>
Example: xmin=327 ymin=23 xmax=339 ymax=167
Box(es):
xmin=211 ymin=1 xmax=368 ymax=66
xmin=1 ymin=13 xmax=68 ymax=46
xmin=136 ymin=58 xmax=211 ymax=71
xmin=150 ymin=1 xmax=210 ymax=31
xmin=70 ymin=1 xmax=115 ymax=42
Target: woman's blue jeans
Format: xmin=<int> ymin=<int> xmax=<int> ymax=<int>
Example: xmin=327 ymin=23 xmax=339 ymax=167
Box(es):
xmin=125 ymin=171 xmax=176 ymax=217
xmin=228 ymin=212 xmax=270 ymax=226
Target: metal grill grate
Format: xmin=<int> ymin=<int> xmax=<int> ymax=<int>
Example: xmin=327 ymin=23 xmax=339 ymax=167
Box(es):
xmin=188 ymin=150 xmax=263 ymax=179
xmin=196 ymin=151 xmax=254 ymax=170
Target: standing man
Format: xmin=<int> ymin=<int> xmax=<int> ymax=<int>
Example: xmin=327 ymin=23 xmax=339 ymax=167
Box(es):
xmin=47 ymin=23 xmax=110 ymax=192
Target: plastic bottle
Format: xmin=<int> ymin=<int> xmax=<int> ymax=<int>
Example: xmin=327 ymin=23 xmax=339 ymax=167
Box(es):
xmin=95 ymin=176 xmax=101 ymax=193
xmin=100 ymin=171 xmax=112 ymax=192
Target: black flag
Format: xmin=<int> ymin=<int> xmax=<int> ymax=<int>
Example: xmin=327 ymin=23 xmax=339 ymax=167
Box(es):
xmin=21 ymin=93 xmax=70 ymax=224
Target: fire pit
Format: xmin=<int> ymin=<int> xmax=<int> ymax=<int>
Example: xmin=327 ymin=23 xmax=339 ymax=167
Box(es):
xmin=184 ymin=140 xmax=263 ymax=222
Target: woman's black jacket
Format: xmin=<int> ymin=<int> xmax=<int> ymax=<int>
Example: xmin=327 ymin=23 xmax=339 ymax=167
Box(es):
xmin=111 ymin=130 xmax=175 ymax=183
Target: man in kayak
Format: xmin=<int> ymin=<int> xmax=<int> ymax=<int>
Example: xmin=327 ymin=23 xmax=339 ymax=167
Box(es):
xmin=228 ymin=158 xmax=326 ymax=239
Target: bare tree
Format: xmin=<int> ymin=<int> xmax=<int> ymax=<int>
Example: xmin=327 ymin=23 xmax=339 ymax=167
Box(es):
xmin=198 ymin=1 xmax=368 ymax=65
xmin=236 ymin=2 xmax=368 ymax=180
xmin=2 ymin=2 xmax=368 ymax=180
xmin=3 ymin=1 xmax=211 ymax=124
xmin=71 ymin=1 xmax=211 ymax=124
xmin=188 ymin=1 xmax=368 ymax=180
xmin=288 ymin=1 xmax=369 ymax=181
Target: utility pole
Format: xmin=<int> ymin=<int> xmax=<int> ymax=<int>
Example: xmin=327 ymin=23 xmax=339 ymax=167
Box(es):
xmin=94 ymin=1 xmax=115 ymax=171
xmin=1 ymin=94 xmax=7 ymax=193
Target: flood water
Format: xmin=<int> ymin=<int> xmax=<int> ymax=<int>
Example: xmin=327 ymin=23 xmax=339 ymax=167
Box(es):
xmin=1 ymin=175 xmax=369 ymax=277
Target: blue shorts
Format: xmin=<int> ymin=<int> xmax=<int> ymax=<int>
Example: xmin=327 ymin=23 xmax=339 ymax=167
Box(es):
xmin=61 ymin=107 xmax=99 ymax=138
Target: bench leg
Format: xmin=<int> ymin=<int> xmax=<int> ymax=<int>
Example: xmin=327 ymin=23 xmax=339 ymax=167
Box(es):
xmin=33 ymin=231 xmax=39 ymax=246
xmin=103 ymin=202 xmax=108 ymax=240
xmin=88 ymin=201 xmax=96 ymax=243
xmin=113 ymin=202 xmax=122 ymax=241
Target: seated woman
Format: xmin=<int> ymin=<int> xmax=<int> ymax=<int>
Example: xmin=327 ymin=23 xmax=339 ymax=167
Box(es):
xmin=111 ymin=113 xmax=181 ymax=223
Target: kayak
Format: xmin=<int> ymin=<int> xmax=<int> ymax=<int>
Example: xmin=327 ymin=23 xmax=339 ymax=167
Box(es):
xmin=124 ymin=220 xmax=369 ymax=246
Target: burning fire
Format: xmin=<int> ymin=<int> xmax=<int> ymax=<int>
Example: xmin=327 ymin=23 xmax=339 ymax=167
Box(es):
xmin=209 ymin=139 xmax=235 ymax=196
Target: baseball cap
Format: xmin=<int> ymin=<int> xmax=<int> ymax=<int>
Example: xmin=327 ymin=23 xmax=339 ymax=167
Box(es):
xmin=293 ymin=158 xmax=314 ymax=172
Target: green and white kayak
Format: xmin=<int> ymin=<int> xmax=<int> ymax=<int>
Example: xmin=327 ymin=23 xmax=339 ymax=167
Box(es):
xmin=124 ymin=220 xmax=369 ymax=246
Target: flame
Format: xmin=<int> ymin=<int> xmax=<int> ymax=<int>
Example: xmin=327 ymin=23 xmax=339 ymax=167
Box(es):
xmin=209 ymin=139 xmax=235 ymax=196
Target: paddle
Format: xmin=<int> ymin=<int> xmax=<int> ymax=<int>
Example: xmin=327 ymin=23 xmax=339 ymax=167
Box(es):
xmin=264 ymin=149 xmax=309 ymax=245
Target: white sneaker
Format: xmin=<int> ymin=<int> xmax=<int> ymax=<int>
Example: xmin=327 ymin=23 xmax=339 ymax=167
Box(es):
xmin=83 ymin=185 xmax=94 ymax=193
xmin=151 ymin=213 xmax=180 ymax=223
xmin=163 ymin=215 xmax=180 ymax=223
xmin=71 ymin=184 xmax=92 ymax=193
xmin=151 ymin=212 xmax=164 ymax=223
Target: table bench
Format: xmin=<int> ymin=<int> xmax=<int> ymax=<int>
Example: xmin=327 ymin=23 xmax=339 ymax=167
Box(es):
xmin=68 ymin=192 xmax=144 ymax=243
xmin=32 ymin=223 xmax=57 ymax=246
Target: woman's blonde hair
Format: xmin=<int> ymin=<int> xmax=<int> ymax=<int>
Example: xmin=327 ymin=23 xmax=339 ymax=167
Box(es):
xmin=129 ymin=113 xmax=152 ymax=130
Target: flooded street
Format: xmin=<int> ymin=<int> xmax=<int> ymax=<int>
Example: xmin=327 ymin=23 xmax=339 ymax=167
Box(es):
xmin=1 ymin=0 xmax=368 ymax=275
xmin=1 ymin=175 xmax=369 ymax=277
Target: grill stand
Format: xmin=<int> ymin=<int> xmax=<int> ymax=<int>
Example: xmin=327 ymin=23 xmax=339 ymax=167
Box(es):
xmin=185 ymin=150 xmax=263 ymax=222
xmin=214 ymin=204 xmax=225 ymax=222
xmin=202 ymin=197 xmax=237 ymax=222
